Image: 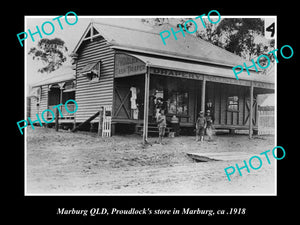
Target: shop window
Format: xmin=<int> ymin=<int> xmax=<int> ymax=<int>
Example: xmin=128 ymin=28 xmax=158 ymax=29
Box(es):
xmin=168 ymin=92 xmax=188 ymax=115
xmin=227 ymin=96 xmax=239 ymax=111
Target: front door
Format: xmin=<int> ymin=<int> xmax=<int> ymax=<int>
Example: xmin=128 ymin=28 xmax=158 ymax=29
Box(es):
xmin=113 ymin=84 xmax=131 ymax=119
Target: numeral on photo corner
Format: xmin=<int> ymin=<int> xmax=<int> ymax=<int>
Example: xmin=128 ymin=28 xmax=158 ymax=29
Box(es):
xmin=265 ymin=18 xmax=275 ymax=39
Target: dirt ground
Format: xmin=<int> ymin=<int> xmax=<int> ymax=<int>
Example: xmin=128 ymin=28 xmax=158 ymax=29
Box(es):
xmin=26 ymin=127 xmax=276 ymax=195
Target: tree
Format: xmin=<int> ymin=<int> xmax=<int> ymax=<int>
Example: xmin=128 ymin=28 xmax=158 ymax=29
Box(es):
xmin=196 ymin=18 xmax=275 ymax=65
xmin=213 ymin=18 xmax=264 ymax=59
xmin=142 ymin=18 xmax=275 ymax=66
xmin=141 ymin=18 xmax=169 ymax=26
xmin=28 ymin=38 xmax=68 ymax=73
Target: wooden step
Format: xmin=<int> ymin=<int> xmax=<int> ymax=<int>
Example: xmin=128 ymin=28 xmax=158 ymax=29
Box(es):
xmin=135 ymin=124 xmax=173 ymax=136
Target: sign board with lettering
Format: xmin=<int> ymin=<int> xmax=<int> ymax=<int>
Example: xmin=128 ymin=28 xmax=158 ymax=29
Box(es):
xmin=114 ymin=54 xmax=274 ymax=90
xmin=150 ymin=67 xmax=204 ymax=80
xmin=252 ymin=81 xmax=275 ymax=90
xmin=205 ymin=75 xmax=250 ymax=87
xmin=152 ymin=67 xmax=274 ymax=89
xmin=115 ymin=53 xmax=146 ymax=78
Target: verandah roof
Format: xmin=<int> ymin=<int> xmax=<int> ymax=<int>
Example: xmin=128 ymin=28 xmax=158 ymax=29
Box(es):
xmin=31 ymin=72 xmax=75 ymax=88
xmin=126 ymin=53 xmax=274 ymax=85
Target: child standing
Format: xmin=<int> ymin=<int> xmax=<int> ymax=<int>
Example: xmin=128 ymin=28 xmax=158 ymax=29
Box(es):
xmin=156 ymin=109 xmax=166 ymax=144
xmin=170 ymin=115 xmax=180 ymax=136
xmin=196 ymin=111 xmax=207 ymax=142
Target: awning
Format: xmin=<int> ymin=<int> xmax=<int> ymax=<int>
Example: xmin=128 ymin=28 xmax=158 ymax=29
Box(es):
xmin=125 ymin=53 xmax=275 ymax=89
xmin=79 ymin=61 xmax=100 ymax=76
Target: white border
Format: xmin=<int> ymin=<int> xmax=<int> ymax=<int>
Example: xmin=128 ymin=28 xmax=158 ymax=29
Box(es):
xmin=24 ymin=15 xmax=277 ymax=196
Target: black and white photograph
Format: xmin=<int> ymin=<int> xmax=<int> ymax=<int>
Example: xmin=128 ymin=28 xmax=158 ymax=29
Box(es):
xmin=23 ymin=15 xmax=278 ymax=195
xmin=13 ymin=2 xmax=300 ymax=221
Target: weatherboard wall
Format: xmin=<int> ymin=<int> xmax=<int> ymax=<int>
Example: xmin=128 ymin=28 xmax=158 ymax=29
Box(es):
xmin=75 ymin=36 xmax=115 ymax=123
xmin=29 ymin=85 xmax=48 ymax=122
xmin=29 ymin=97 xmax=39 ymax=118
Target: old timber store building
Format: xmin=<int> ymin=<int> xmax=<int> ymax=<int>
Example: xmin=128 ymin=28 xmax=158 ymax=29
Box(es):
xmin=32 ymin=20 xmax=275 ymax=140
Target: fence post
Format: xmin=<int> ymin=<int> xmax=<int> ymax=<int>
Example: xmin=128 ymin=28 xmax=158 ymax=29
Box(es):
xmin=98 ymin=106 xmax=104 ymax=137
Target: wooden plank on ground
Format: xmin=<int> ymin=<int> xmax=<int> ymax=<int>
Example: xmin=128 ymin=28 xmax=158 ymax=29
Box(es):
xmin=187 ymin=152 xmax=253 ymax=162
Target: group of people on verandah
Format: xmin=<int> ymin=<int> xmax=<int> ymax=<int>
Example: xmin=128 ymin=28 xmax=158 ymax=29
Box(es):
xmin=154 ymin=97 xmax=214 ymax=144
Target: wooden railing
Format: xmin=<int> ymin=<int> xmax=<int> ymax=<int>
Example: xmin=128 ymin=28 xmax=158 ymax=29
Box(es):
xmin=48 ymin=104 xmax=75 ymax=119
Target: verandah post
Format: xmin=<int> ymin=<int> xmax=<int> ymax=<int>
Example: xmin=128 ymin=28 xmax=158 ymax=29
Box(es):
xmin=55 ymin=107 xmax=59 ymax=131
xmin=249 ymin=82 xmax=254 ymax=139
xmin=55 ymin=82 xmax=64 ymax=131
xmin=201 ymin=77 xmax=206 ymax=112
xmin=142 ymin=64 xmax=150 ymax=144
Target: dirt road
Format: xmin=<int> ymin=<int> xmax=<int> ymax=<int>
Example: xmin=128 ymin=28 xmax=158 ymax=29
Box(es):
xmin=26 ymin=127 xmax=276 ymax=195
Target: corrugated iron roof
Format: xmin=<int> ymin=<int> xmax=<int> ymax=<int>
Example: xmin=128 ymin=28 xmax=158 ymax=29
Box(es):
xmin=92 ymin=22 xmax=252 ymax=68
xmin=31 ymin=68 xmax=75 ymax=87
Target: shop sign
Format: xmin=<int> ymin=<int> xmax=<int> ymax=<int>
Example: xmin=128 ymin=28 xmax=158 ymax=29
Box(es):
xmin=115 ymin=54 xmax=146 ymax=77
xmin=151 ymin=68 xmax=204 ymax=80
